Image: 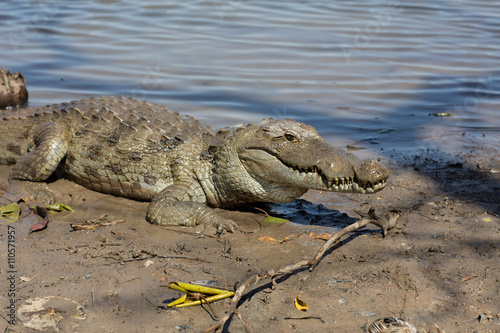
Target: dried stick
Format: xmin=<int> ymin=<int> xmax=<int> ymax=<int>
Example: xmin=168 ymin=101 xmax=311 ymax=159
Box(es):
xmin=204 ymin=218 xmax=373 ymax=333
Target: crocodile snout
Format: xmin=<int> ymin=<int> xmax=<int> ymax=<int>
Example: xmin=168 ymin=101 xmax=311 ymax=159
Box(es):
xmin=353 ymin=159 xmax=390 ymax=192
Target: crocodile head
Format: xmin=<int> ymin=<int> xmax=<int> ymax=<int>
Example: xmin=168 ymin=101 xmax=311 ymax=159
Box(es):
xmin=212 ymin=118 xmax=389 ymax=206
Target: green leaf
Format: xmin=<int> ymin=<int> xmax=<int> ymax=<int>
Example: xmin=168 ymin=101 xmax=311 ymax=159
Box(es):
xmin=1 ymin=203 xmax=19 ymax=214
xmin=261 ymin=216 xmax=288 ymax=224
xmin=0 ymin=203 xmax=21 ymax=224
xmin=47 ymin=203 xmax=75 ymax=212
xmin=30 ymin=203 xmax=75 ymax=212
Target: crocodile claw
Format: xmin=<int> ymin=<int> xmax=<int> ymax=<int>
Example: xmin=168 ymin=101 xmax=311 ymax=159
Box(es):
xmin=212 ymin=217 xmax=238 ymax=234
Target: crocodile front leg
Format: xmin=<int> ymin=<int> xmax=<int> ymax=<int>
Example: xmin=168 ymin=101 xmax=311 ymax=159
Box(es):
xmin=9 ymin=121 xmax=68 ymax=181
xmin=147 ymin=181 xmax=238 ymax=233
xmin=7 ymin=121 xmax=68 ymax=204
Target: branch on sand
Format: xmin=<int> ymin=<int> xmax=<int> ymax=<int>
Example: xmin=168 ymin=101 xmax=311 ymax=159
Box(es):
xmin=204 ymin=210 xmax=400 ymax=333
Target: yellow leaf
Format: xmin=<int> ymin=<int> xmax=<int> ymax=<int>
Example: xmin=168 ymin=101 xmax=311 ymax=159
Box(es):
xmin=168 ymin=282 xmax=232 ymax=295
xmin=258 ymin=236 xmax=279 ymax=244
xmin=294 ymin=297 xmax=308 ymax=312
xmin=167 ymin=294 xmax=187 ymax=308
xmin=175 ymin=292 xmax=235 ymax=308
xmin=279 ymin=235 xmax=296 ymax=243
xmin=165 ymin=282 xmax=235 ymax=308
xmin=70 ymin=224 xmax=96 ymax=230
xmin=482 ymin=217 xmax=491 ymax=222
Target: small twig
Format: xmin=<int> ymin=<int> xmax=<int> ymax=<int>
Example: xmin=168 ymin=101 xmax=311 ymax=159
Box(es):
xmin=204 ymin=275 xmax=259 ymax=333
xmin=308 ymin=218 xmax=371 ymax=271
xmin=284 ymin=316 xmax=324 ymax=322
xmin=472 ymin=268 xmax=488 ymax=294
xmin=201 ymin=294 xmax=219 ymax=319
xmin=103 ymin=255 xmax=210 ymax=266
xmin=157 ymin=226 xmax=221 ymax=239
xmin=89 ymin=214 xmax=108 ymax=223
xmin=383 ymin=271 xmax=404 ymax=290
xmin=252 ymin=207 xmax=269 ymax=217
xmin=70 ymin=217 xmax=125 ymax=230
xmin=235 ymin=309 xmax=251 ymax=333
xmin=461 ymin=274 xmax=477 ymax=283
xmin=122 ymin=277 xmax=141 ymax=284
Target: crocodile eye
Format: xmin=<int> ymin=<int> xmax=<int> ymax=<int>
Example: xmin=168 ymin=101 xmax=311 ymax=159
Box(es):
xmin=284 ymin=133 xmax=297 ymax=142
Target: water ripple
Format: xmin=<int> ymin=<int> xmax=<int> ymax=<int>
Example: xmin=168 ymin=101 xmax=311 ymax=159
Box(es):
xmin=1 ymin=0 xmax=499 ymax=151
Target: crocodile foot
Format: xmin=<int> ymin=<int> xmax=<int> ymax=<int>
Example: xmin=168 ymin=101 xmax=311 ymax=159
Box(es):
xmin=209 ymin=216 xmax=238 ymax=234
xmin=5 ymin=180 xmax=56 ymax=206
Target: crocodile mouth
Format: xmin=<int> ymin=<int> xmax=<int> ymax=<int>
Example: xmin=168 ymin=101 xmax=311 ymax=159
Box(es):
xmin=240 ymin=147 xmax=388 ymax=194
xmin=279 ymin=159 xmax=387 ymax=194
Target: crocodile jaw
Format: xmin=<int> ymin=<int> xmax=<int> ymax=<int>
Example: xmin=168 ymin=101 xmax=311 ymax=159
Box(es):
xmin=239 ymin=148 xmax=388 ymax=194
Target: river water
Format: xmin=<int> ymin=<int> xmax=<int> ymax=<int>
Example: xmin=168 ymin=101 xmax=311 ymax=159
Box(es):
xmin=2 ymin=0 xmax=500 ymax=156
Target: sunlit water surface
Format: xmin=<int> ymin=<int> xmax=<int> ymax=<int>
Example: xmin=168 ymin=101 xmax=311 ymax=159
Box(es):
xmin=2 ymin=0 xmax=500 ymax=158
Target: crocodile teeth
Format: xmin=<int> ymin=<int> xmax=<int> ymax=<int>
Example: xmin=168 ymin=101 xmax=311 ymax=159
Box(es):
xmin=283 ymin=161 xmax=382 ymax=194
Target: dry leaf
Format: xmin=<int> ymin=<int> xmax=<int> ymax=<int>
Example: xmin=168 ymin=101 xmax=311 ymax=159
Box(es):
xmin=309 ymin=232 xmax=333 ymax=241
xmin=258 ymin=236 xmax=279 ymax=244
xmin=461 ymin=274 xmax=477 ymax=283
xmin=279 ymin=235 xmax=295 ymax=243
xmin=30 ymin=207 xmax=50 ymax=233
xmin=71 ymin=218 xmax=125 ymax=230
xmin=294 ymin=297 xmax=308 ymax=312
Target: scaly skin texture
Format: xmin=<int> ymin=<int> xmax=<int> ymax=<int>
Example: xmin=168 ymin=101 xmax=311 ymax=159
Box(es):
xmin=0 ymin=96 xmax=389 ymax=232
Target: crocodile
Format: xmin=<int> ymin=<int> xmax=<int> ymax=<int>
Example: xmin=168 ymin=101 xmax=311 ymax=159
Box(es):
xmin=0 ymin=96 xmax=389 ymax=231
